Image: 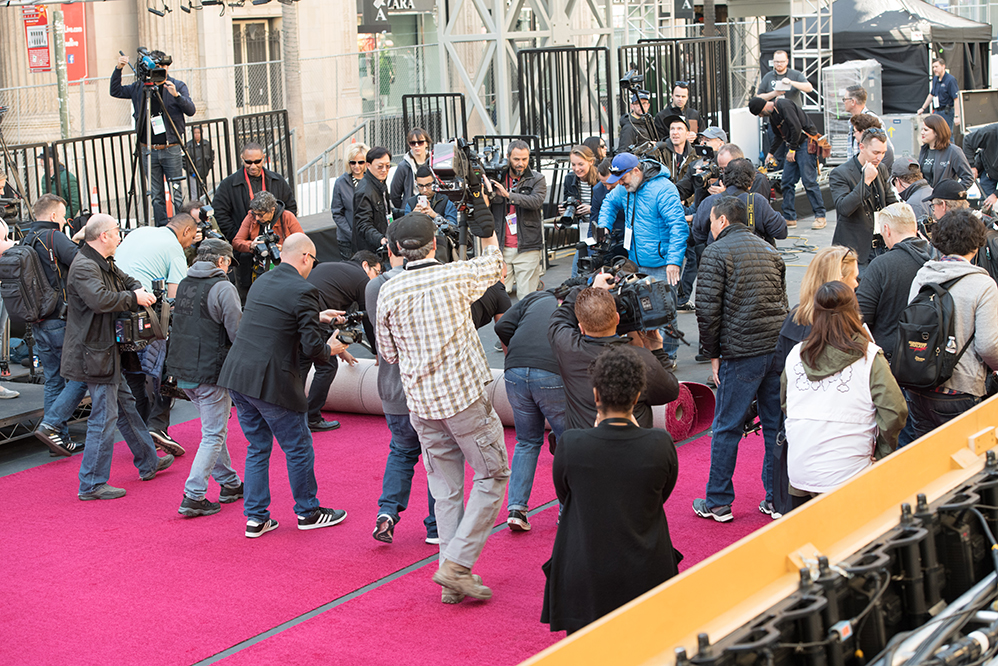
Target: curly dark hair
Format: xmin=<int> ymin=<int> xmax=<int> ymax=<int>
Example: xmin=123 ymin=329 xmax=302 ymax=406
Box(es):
xmin=933 ymin=209 xmax=987 ymax=257
xmin=589 ymin=346 xmax=646 ymax=413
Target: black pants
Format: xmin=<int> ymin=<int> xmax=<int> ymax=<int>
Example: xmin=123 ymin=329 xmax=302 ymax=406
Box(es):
xmin=124 ymin=371 xmax=170 ymax=432
xmin=299 ymin=353 xmax=339 ymax=423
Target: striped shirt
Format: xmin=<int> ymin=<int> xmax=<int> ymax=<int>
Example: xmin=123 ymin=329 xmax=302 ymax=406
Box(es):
xmin=376 ymin=245 xmax=503 ymax=420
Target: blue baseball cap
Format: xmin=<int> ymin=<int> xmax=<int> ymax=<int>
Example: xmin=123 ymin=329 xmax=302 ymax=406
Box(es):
xmin=606 ymin=153 xmax=640 ymax=185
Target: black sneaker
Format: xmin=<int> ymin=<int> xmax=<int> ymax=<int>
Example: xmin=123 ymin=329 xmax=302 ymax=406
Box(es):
xmin=35 ymin=423 xmax=72 ymax=457
xmin=308 ymin=420 xmax=340 ymax=432
xmin=245 ymin=518 xmax=279 ymax=538
xmin=759 ymin=500 xmax=783 ymax=519
xmin=48 ymin=435 xmax=85 ymax=457
xmin=695 ymin=353 xmax=711 ymax=363
xmin=373 ymin=514 xmax=395 ymax=543
xmin=178 ymin=496 xmax=221 ymax=517
xmin=692 ymin=498 xmax=733 ymax=523
xmin=79 ymin=484 xmax=127 ymax=501
xmin=140 ymin=454 xmax=175 ymax=481
xmin=149 ymin=429 xmax=186 ymax=457
xmin=219 ymin=482 xmax=244 ymax=504
xmin=548 ymin=431 xmax=557 ymax=455
xmin=297 ymin=507 xmax=347 ymax=531
xmin=677 ymin=302 xmax=695 ymax=312
xmin=507 ymin=510 xmax=531 ymax=532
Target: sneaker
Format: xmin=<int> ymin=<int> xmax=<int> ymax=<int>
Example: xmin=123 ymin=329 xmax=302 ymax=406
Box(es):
xmin=49 ymin=436 xmax=86 ymax=457
xmin=759 ymin=500 xmax=783 ymax=519
xmin=297 ymin=507 xmax=347 ymax=531
xmin=693 ymin=498 xmax=733 ymax=523
xmin=507 ymin=510 xmax=531 ymax=532
xmin=548 ymin=431 xmax=557 ymax=455
xmin=140 ymin=454 xmax=175 ymax=481
xmin=35 ymin=423 xmax=72 ymax=457
xmin=308 ymin=420 xmax=340 ymax=432
xmin=245 ymin=518 xmax=279 ymax=538
xmin=149 ymin=429 xmax=186 ymax=457
xmin=433 ymin=560 xmax=492 ymax=601
xmin=0 ymin=385 xmax=20 ymax=399
xmin=178 ymin=496 xmax=221 ymax=517
xmin=425 ymin=535 xmax=441 ymax=545
xmin=79 ymin=484 xmax=127 ymax=501
xmin=705 ymin=374 xmax=717 ymax=388
xmin=373 ymin=514 xmax=395 ymax=543
xmin=219 ymin=482 xmax=244 ymax=504
xmin=493 ymin=341 xmax=504 ymax=352
xmin=695 ymin=353 xmax=711 ymax=364
xmin=442 ymin=574 xmax=483 ymax=604
xmin=785 ymin=218 xmax=798 ymax=228
xmin=677 ymin=302 xmax=695 ymax=312
xmin=811 ymin=217 xmax=827 ymax=230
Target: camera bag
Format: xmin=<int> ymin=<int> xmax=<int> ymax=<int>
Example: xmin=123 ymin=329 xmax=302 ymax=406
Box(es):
xmin=0 ymin=231 xmax=62 ymax=323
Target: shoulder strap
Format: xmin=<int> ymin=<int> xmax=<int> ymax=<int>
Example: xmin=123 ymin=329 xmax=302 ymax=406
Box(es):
xmin=746 ymin=193 xmax=755 ymax=232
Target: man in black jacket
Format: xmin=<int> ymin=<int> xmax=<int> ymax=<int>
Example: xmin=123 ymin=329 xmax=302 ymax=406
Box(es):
xmin=60 ymin=214 xmax=174 ymax=500
xmin=353 ymin=147 xmax=395 ymax=255
xmin=749 ymin=96 xmax=827 ymax=230
xmin=617 ymin=90 xmax=659 ymax=154
xmin=694 ymin=196 xmax=787 ymax=523
xmin=964 ymin=122 xmax=998 ymax=213
xmin=548 ymin=281 xmax=678 ymax=432
xmin=830 ymin=128 xmax=897 ymax=272
xmin=218 ymin=232 xmax=348 ymax=538
xmin=487 ymin=140 xmax=547 ymax=295
xmin=692 ymin=158 xmax=788 ymax=246
xmin=184 ymin=125 xmax=214 ymax=198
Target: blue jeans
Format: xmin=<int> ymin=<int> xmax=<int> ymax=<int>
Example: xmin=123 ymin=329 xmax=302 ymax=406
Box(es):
xmin=378 ymin=412 xmax=437 ymax=537
xmin=230 ymin=389 xmax=320 ymax=522
xmin=903 ymin=389 xmax=980 ymax=444
xmin=637 ymin=264 xmax=680 ymax=360
xmin=678 ymin=242 xmax=700 ymax=306
xmin=78 ymin=375 xmax=160 ymax=494
xmin=141 ymin=144 xmax=183 ymax=226
xmin=705 ymin=352 xmax=782 ymax=508
xmin=505 ymin=367 xmax=567 ymax=511
xmin=781 ymin=149 xmax=826 ymax=221
xmin=33 ymin=317 xmax=88 ymax=439
xmin=182 ymin=384 xmax=241 ymax=500
xmin=938 ymin=107 xmax=955 ymax=130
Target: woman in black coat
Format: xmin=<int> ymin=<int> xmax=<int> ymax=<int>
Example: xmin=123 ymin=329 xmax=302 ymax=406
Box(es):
xmin=541 ymin=346 xmax=680 ymax=635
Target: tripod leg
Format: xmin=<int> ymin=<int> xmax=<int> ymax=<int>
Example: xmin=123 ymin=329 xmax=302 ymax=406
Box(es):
xmin=0 ymin=315 xmax=9 ymax=378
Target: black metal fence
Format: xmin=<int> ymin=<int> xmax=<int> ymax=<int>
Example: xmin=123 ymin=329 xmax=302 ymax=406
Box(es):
xmin=402 ymin=93 xmax=468 ymax=145
xmin=472 ymin=134 xmax=540 ymax=172
xmin=517 ymin=47 xmax=614 ymax=159
xmin=620 ymin=37 xmax=731 ymax=137
xmin=232 ymin=109 xmax=293 ymax=189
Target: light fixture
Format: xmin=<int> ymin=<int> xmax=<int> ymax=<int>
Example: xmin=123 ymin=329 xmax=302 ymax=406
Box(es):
xmin=251 ymin=0 xmax=271 ymax=4
xmin=180 ymin=1 xmax=190 ymax=12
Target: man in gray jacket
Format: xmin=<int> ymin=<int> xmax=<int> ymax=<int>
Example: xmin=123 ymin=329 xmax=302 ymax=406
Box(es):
xmin=902 ymin=209 xmax=998 ymax=443
xmin=166 ymin=239 xmax=244 ymax=518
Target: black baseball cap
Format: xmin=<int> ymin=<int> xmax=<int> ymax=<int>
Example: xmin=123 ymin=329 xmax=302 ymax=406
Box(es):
xmin=389 ymin=212 xmax=435 ymax=250
xmin=929 ymin=179 xmax=967 ymax=201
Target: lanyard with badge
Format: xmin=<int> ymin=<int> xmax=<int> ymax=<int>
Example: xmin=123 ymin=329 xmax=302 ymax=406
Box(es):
xmin=505 ymin=173 xmax=518 ymax=235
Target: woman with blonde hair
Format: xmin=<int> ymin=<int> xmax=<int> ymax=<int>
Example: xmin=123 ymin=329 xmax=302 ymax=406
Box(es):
xmin=561 ymin=144 xmax=599 ymax=276
xmin=331 ymin=142 xmax=370 ymax=260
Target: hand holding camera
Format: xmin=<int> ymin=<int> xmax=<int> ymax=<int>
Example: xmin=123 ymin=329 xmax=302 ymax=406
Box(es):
xmin=326 ymin=329 xmax=348 ymax=356
xmin=134 ymin=288 xmax=156 ymax=307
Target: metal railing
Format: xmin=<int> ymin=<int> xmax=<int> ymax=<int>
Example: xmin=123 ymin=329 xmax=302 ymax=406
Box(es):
xmin=295 ymin=120 xmax=371 ymax=218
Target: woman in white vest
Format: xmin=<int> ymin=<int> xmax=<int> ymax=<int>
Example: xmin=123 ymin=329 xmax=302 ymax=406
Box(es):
xmin=781 ymin=280 xmax=907 ymax=510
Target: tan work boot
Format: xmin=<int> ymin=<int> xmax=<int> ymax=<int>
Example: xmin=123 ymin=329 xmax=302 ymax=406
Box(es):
xmin=433 ymin=560 xmax=492 ymax=600
xmin=811 ymin=217 xmax=827 ymax=230
xmin=785 ymin=218 xmax=797 ymax=228
xmin=441 ymin=574 xmax=483 ymax=604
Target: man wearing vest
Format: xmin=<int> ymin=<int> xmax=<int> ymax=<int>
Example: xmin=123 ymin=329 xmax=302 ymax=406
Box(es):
xmin=166 ymin=239 xmax=245 ymax=517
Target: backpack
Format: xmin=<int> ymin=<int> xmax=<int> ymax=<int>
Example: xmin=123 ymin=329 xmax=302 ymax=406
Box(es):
xmin=0 ymin=231 xmax=63 ymax=323
xmin=973 ymin=226 xmax=998 ymax=284
xmin=891 ymin=275 xmax=975 ymax=390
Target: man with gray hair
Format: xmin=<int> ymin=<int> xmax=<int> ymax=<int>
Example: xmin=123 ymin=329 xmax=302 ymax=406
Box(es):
xmin=376 ymin=212 xmax=508 ymax=603
xmin=61 ymin=214 xmax=174 ymax=500
xmin=166 ymin=239 xmax=245 ymax=517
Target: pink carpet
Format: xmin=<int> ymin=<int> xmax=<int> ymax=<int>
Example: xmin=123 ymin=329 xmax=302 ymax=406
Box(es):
xmin=1 ymin=412 xmax=772 ymax=666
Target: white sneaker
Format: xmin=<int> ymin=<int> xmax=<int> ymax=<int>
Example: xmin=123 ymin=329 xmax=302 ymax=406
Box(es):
xmin=0 ymin=385 xmax=20 ymax=399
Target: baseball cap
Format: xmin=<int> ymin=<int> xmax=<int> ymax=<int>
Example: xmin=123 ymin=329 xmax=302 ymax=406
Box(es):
xmin=389 ymin=212 xmax=436 ymax=250
xmin=662 ymin=114 xmax=689 ymax=130
xmin=890 ymin=157 xmax=918 ymax=180
xmin=630 ymin=90 xmax=651 ymax=103
xmin=929 ymin=179 xmax=967 ymax=201
xmin=606 ymin=153 xmax=640 ymax=185
xmin=700 ymin=126 xmax=728 ymax=142
xmin=198 ymin=238 xmax=239 ymax=266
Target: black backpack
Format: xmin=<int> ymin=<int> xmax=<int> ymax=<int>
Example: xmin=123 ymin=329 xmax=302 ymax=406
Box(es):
xmin=973 ymin=226 xmax=998 ymax=284
xmin=891 ymin=275 xmax=975 ymax=390
xmin=0 ymin=231 xmax=63 ymax=323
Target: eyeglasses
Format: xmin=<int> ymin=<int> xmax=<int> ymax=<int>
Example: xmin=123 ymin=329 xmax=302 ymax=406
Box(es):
xmin=243 ymin=158 xmax=263 ymax=165
xmin=409 ymin=139 xmax=427 ymax=146
xmin=416 ymin=182 xmax=435 ymax=190
xmin=931 ymin=200 xmax=946 ymax=207
xmin=251 ymin=210 xmax=273 ymax=220
xmin=349 ymin=160 xmax=366 ymax=165
xmin=863 ymin=128 xmax=887 ymax=137
xmin=371 ymin=162 xmax=390 ymax=170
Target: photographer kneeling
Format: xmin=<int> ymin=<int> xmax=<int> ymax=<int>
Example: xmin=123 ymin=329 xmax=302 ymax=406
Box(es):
xmin=233 ymin=191 xmax=303 ymax=280
xmin=403 ymin=165 xmax=458 ymax=262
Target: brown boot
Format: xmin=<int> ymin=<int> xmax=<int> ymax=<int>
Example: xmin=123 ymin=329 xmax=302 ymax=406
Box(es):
xmin=433 ymin=560 xmax=492 ymax=600
xmin=811 ymin=217 xmax=827 ymax=230
xmin=441 ymin=574 xmax=483 ymax=604
xmin=785 ymin=218 xmax=797 ymax=228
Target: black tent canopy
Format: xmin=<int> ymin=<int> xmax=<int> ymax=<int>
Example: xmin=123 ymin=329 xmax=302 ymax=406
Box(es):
xmin=759 ymin=0 xmax=991 ymax=114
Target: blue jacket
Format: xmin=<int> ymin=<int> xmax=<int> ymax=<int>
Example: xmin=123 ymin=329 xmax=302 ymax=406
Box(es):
xmin=110 ymin=68 xmax=196 ymax=144
xmin=596 ymin=160 xmax=688 ymax=268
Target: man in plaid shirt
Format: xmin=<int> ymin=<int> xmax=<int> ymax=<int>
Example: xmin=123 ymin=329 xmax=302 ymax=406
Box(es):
xmin=377 ymin=212 xmax=508 ymax=603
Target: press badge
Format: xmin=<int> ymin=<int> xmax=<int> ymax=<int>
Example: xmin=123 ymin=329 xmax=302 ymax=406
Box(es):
xmin=151 ymin=114 xmax=166 ymax=136
xmin=506 ymin=212 xmax=518 ymax=235
xmin=931 ymin=95 xmax=940 ymax=110
xmin=624 ymin=225 xmax=633 ymax=251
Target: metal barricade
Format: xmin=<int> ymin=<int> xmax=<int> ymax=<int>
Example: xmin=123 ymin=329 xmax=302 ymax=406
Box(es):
xmin=232 ymin=109 xmax=294 ymax=189
xmin=182 ymin=117 xmax=232 ymax=203
xmin=517 ymin=47 xmax=614 ymax=159
xmin=51 ymin=131 xmax=140 ymax=226
xmin=402 ymin=93 xmax=467 ymax=144
xmin=1 ymin=141 xmax=47 ymax=233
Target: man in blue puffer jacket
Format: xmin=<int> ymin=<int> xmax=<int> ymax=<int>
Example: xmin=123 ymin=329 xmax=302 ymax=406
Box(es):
xmin=597 ymin=153 xmax=689 ymax=366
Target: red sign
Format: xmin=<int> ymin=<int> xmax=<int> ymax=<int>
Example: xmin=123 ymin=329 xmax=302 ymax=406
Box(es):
xmin=22 ymin=5 xmax=51 ymax=73
xmin=62 ymin=3 xmax=87 ymax=82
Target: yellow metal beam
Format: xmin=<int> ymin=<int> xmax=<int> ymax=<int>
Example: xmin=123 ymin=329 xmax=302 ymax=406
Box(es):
xmin=522 ymin=395 xmax=998 ymax=666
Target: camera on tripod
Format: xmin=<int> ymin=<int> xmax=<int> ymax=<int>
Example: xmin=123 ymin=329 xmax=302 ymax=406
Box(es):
xmin=558 ymin=196 xmax=582 ymax=229
xmin=619 ymin=69 xmax=645 ymax=97
xmin=136 ymin=47 xmax=171 ymax=85
xmin=115 ymin=278 xmax=171 ymax=351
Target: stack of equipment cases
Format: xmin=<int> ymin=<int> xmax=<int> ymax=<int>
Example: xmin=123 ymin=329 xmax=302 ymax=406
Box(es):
xmin=880 ymin=114 xmax=922 ymax=159
xmin=821 ymin=60 xmax=883 ymax=165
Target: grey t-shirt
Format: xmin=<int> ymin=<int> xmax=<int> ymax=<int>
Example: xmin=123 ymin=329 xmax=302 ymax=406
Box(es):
xmin=759 ymin=68 xmax=809 ymax=106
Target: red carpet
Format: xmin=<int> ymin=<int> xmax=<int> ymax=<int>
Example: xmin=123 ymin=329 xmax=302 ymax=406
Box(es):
xmin=1 ymin=413 xmax=772 ymax=666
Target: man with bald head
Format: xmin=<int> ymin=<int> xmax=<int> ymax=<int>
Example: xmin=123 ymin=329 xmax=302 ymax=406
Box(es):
xmin=219 ymin=232 xmax=350 ymax=538
xmin=60 ymin=214 xmax=174 ymax=499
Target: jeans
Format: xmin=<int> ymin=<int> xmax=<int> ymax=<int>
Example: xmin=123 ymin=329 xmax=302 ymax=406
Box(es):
xmin=678 ymin=242 xmax=701 ymax=306
xmin=141 ymin=144 xmax=183 ymax=226
xmin=705 ymin=352 xmax=782 ymax=508
xmin=230 ymin=389 xmax=320 ymax=522
xmin=781 ymin=149 xmax=826 ymax=221
xmin=938 ymin=107 xmax=955 ymax=130
xmin=299 ymin=352 xmax=339 ymax=423
xmin=410 ymin=396 xmax=509 ymax=569
xmin=903 ymin=389 xmax=980 ymax=444
xmin=124 ymin=370 xmax=170 ymax=433
xmin=78 ymin=375 xmax=160 ymax=494
xmin=637 ymin=264 xmax=680 ymax=360
xmin=504 ymin=367 xmax=567 ymax=511
xmin=32 ymin=317 xmax=88 ymax=439
xmin=377 ymin=412 xmax=437 ymax=537
xmin=182 ymin=384 xmax=241 ymax=501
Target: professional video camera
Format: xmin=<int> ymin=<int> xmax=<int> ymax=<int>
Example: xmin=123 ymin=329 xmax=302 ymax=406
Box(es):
xmin=480 ymin=146 xmax=508 ymax=180
xmin=135 ymin=47 xmax=171 ymax=85
xmin=619 ymin=69 xmax=646 ymax=99
xmin=115 ymin=278 xmax=171 ymax=352
xmin=558 ymin=196 xmax=581 ymax=228
xmin=575 ymin=234 xmax=626 ymax=275
xmin=691 ymin=145 xmax=721 ymax=188
xmin=332 ymin=310 xmax=373 ymax=353
xmin=427 ymin=138 xmax=495 ymax=238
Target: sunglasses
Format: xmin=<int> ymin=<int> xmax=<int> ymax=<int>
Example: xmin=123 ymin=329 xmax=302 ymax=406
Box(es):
xmin=306 ymin=252 xmax=317 ymax=267
xmin=409 ymin=139 xmax=427 ymax=146
xmin=243 ymin=158 xmax=263 ymax=165
xmin=674 ymin=81 xmax=689 ymax=89
xmin=349 ymin=160 xmax=366 ymax=165
xmin=863 ymin=128 xmax=887 ymax=137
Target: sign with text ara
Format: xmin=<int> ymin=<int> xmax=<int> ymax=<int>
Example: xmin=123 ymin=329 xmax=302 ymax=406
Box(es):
xmin=675 ymin=0 xmax=695 ymax=20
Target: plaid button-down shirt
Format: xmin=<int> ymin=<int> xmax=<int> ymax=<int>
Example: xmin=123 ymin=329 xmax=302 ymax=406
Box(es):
xmin=376 ymin=245 xmax=503 ymax=420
